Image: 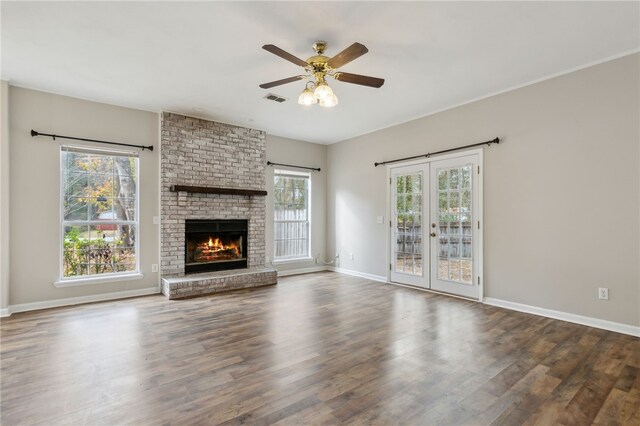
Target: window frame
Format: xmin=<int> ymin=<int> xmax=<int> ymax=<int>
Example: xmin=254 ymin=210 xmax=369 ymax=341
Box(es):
xmin=273 ymin=169 xmax=312 ymax=262
xmin=58 ymin=145 xmax=141 ymax=284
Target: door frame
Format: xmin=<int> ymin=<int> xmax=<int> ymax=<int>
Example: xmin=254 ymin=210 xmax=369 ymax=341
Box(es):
xmin=385 ymin=148 xmax=484 ymax=301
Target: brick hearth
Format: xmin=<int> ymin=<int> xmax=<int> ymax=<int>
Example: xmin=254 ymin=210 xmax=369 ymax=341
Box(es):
xmin=161 ymin=267 xmax=277 ymax=299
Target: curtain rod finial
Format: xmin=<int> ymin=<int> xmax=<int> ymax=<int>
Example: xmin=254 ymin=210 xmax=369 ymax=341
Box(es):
xmin=31 ymin=129 xmax=38 ymax=137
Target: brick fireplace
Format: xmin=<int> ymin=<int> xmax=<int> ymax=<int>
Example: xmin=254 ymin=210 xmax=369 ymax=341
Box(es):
xmin=160 ymin=112 xmax=276 ymax=299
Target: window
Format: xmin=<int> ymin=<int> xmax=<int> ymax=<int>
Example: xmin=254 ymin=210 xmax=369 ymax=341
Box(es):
xmin=61 ymin=146 xmax=139 ymax=279
xmin=274 ymin=170 xmax=310 ymax=260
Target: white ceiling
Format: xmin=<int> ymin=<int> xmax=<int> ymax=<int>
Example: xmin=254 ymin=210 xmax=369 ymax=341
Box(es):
xmin=2 ymin=1 xmax=639 ymax=144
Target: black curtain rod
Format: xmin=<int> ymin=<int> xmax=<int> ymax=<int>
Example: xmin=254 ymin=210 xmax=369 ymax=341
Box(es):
xmin=267 ymin=161 xmax=321 ymax=172
xmin=374 ymin=137 xmax=500 ymax=167
xmin=31 ymin=129 xmax=154 ymax=151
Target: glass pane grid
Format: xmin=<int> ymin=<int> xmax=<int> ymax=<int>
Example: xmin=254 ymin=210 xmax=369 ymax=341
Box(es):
xmin=394 ymin=172 xmax=423 ymax=277
xmin=62 ymin=150 xmax=138 ymax=278
xmin=436 ymin=165 xmax=473 ymax=285
xmin=274 ymin=172 xmax=310 ymax=259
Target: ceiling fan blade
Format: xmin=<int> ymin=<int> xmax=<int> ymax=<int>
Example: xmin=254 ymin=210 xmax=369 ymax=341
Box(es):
xmin=259 ymin=75 xmax=307 ymax=89
xmin=262 ymin=44 xmax=309 ymax=68
xmin=333 ymin=72 xmax=385 ymax=88
xmin=326 ymin=42 xmax=369 ymax=69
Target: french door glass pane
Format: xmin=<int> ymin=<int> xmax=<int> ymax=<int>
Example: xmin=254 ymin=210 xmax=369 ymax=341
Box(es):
xmin=436 ymin=165 xmax=473 ymax=285
xmin=395 ymin=172 xmax=423 ymax=276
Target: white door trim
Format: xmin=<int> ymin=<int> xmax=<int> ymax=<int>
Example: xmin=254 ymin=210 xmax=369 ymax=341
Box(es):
xmin=386 ymin=148 xmax=484 ymax=301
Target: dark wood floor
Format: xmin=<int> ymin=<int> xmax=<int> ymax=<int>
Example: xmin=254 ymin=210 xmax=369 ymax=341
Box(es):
xmin=1 ymin=272 xmax=638 ymax=425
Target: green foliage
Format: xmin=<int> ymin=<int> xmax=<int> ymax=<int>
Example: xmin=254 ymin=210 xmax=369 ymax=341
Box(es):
xmin=63 ymin=228 xmax=88 ymax=276
xmin=63 ymin=228 xmax=134 ymax=277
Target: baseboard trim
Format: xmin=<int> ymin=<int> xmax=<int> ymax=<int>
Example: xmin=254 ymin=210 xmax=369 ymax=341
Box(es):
xmin=4 ymin=286 xmax=161 ymax=316
xmin=484 ymin=297 xmax=640 ymax=337
xmin=328 ymin=267 xmax=387 ymax=283
xmin=0 ymin=307 xmax=10 ymax=318
xmin=277 ymin=266 xmax=328 ymax=277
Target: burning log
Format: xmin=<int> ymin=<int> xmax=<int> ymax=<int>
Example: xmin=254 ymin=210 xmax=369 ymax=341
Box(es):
xmin=192 ymin=236 xmax=241 ymax=262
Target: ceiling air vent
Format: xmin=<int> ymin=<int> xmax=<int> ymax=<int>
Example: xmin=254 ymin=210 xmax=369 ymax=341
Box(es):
xmin=264 ymin=93 xmax=287 ymax=103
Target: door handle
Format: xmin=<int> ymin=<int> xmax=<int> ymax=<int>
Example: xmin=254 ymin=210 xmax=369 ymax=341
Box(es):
xmin=430 ymin=232 xmax=436 ymax=237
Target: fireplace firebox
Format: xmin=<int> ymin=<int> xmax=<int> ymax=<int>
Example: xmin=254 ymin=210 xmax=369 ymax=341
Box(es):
xmin=185 ymin=219 xmax=248 ymax=274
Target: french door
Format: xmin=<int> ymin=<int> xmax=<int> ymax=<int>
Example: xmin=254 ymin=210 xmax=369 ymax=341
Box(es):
xmin=390 ymin=153 xmax=481 ymax=300
xmin=390 ymin=164 xmax=429 ymax=287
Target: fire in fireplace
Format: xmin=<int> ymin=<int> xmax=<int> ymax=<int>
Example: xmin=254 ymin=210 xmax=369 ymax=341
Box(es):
xmin=185 ymin=219 xmax=248 ymax=274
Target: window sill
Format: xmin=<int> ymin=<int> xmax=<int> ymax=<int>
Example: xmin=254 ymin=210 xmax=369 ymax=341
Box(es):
xmin=272 ymin=257 xmax=314 ymax=265
xmin=54 ymin=273 xmax=144 ymax=288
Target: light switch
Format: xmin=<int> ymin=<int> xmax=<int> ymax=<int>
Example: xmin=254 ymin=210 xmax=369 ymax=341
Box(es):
xmin=376 ymin=216 xmax=384 ymax=224
xmin=153 ymin=216 xmax=159 ymax=225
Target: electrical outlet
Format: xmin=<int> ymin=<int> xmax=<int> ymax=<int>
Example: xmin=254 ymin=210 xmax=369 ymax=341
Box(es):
xmin=598 ymin=287 xmax=609 ymax=300
xmin=152 ymin=264 xmax=159 ymax=273
xmin=377 ymin=216 xmax=384 ymax=224
xmin=349 ymin=253 xmax=354 ymax=261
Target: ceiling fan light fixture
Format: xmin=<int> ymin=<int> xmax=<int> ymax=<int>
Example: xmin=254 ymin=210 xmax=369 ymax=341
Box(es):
xmin=319 ymin=93 xmax=339 ymax=108
xmin=298 ymin=81 xmax=318 ymax=106
xmin=313 ymin=82 xmax=334 ymax=101
xmin=298 ymin=87 xmax=317 ymax=106
xmin=260 ymin=41 xmax=384 ymax=109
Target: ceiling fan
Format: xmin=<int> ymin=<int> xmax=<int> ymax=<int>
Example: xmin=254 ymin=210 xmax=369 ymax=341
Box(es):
xmin=259 ymin=41 xmax=385 ymax=108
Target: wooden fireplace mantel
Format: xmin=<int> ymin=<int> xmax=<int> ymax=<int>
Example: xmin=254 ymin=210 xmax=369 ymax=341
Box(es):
xmin=169 ymin=185 xmax=267 ymax=197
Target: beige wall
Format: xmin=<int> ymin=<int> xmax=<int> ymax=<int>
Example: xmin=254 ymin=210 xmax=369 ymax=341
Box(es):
xmin=265 ymin=135 xmax=327 ymax=272
xmin=327 ymin=53 xmax=640 ymax=327
xmin=8 ymin=87 xmax=160 ymax=305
